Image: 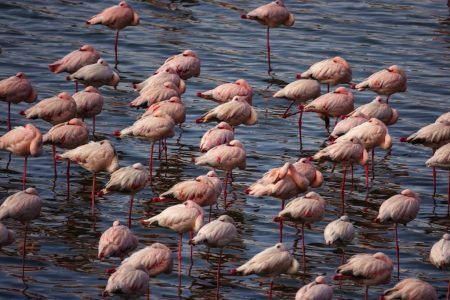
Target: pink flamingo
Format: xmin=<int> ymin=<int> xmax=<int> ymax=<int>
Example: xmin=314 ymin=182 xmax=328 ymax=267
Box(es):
xmin=141 ymin=96 xmax=186 ymax=126
xmin=273 ymin=79 xmax=321 ymax=147
xmin=113 ymin=111 xmax=175 ymax=183
xmin=292 ymin=157 xmax=324 ymax=188
xmin=190 ymin=215 xmax=238 ymax=296
xmin=0 ymin=222 xmax=15 ymax=247
xmin=156 ymin=49 xmax=201 ymax=80
xmin=0 ymin=124 xmax=43 ymax=190
xmin=246 ymin=162 xmax=310 ymax=242
xmin=102 ymin=264 xmax=148 ymax=298
xmin=275 ymin=192 xmax=326 ymax=268
xmin=197 ymin=79 xmax=253 ymax=104
xmin=0 ymin=72 xmax=37 ymax=131
xmin=0 ymin=188 xmax=41 ymax=278
xmin=355 ymin=65 xmax=407 ymax=103
xmin=296 ymin=56 xmax=353 ymax=92
xmin=129 ymin=81 xmax=180 ymax=109
xmin=67 ymin=59 xmax=120 ymax=89
xmin=195 ymin=139 xmax=246 ymax=207
xmin=86 ymin=1 xmax=139 ymax=67
xmin=426 ymin=142 xmax=450 ymax=213
xmin=21 ymin=91 xmax=77 ymax=125
xmin=295 ymin=276 xmax=333 ymax=300
xmin=152 ymin=170 xmax=222 ymax=220
xmin=72 ymin=86 xmax=104 ymax=134
xmin=98 ymin=220 xmax=138 ymax=260
xmin=56 ymin=140 xmax=119 ymax=214
xmin=98 ymin=163 xmax=149 ymax=227
xmin=303 ymin=87 xmax=355 ymax=133
xmin=330 ymin=111 xmax=368 ymax=140
xmin=333 ymin=252 xmax=393 ymax=300
xmin=231 ymin=242 xmax=299 ymax=300
xmin=196 ymin=96 xmax=257 ymax=127
xmin=375 ymin=189 xmax=420 ymax=280
xmin=324 ymin=215 xmax=355 ymax=247
xmin=429 ymin=233 xmax=450 ymax=299
xmin=200 ymin=122 xmax=235 ymax=153
xmin=381 ymin=278 xmax=437 ymax=300
xmin=120 ymin=243 xmax=173 ymax=297
xmin=241 ymin=0 xmax=294 ymax=74
xmin=312 ymin=136 xmax=369 ymax=213
xmin=349 ymin=96 xmax=399 ymax=125
xmin=43 ymin=118 xmax=89 ymax=179
xmin=134 ymin=66 xmax=185 ymax=94
xmin=140 ymin=200 xmax=204 ymax=287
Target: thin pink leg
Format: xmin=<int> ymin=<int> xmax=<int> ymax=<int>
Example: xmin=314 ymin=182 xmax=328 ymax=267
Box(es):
xmin=66 ymin=160 xmax=70 ymax=196
xmin=189 ymin=231 xmax=193 ymax=265
xmin=149 ymin=142 xmax=155 ymax=184
xmin=146 ymin=284 xmax=150 ymax=300
xmin=216 ymin=249 xmax=222 ymax=299
xmin=114 ymin=30 xmax=119 ymax=67
xmin=365 ymin=164 xmax=369 ymax=189
xmin=351 ymin=164 xmax=354 ymax=188
xmin=268 ymin=280 xmax=273 ymax=300
xmin=446 ymin=280 xmax=449 ymax=300
xmin=281 ymin=101 xmax=295 ymax=118
xmin=93 ymin=115 xmax=96 ymax=136
xmin=395 ymin=223 xmax=400 ymax=281
xmin=371 ymin=149 xmax=375 ymax=180
xmin=447 ymin=170 xmax=449 ymax=215
xmin=365 ymin=286 xmax=368 ymax=300
xmin=91 ymin=173 xmax=96 ymax=215
xmin=75 ymin=81 xmax=78 ymax=93
xmin=266 ymin=26 xmax=272 ymax=74
xmin=128 ymin=194 xmax=134 ymax=228
xmin=178 ymin=232 xmax=182 ymax=294
xmin=279 ymin=199 xmax=285 ymax=243
xmin=327 ymin=83 xmax=330 ymax=93
xmin=208 ymin=204 xmax=212 ymax=223
xmin=341 ymin=165 xmax=347 ymax=215
xmin=331 ymin=162 xmax=336 ymax=173
xmin=22 ymin=156 xmax=28 ymax=191
xmin=432 ymin=167 xmax=437 ymax=198
xmin=52 ymin=144 xmax=57 ymax=178
xmin=301 ymin=223 xmax=306 ymax=270
xmin=223 ymin=171 xmax=228 ymax=208
xmin=22 ymin=224 xmax=28 ymax=280
xmin=298 ymin=107 xmax=304 ymax=149
xmin=7 ymin=101 xmax=11 ymax=131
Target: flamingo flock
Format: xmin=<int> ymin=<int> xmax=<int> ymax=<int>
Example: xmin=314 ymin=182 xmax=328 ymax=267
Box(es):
xmin=0 ymin=1 xmax=448 ymax=299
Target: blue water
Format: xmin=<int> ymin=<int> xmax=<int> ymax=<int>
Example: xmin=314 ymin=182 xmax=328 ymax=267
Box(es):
xmin=0 ymin=0 xmax=449 ymax=299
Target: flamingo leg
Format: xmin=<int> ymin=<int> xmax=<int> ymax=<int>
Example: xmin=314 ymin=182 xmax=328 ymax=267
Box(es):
xmin=268 ymin=279 xmax=273 ymax=300
xmin=266 ymin=26 xmax=272 ymax=74
xmin=208 ymin=204 xmax=212 ymax=223
xmin=371 ymin=148 xmax=375 ymax=180
xmin=327 ymin=83 xmax=330 ymax=93
xmin=75 ymin=81 xmax=79 ymax=93
xmin=395 ymin=223 xmax=400 ymax=281
xmin=52 ymin=144 xmax=57 ymax=178
xmin=22 ymin=156 xmax=28 ymax=191
xmin=331 ymin=162 xmax=336 ymax=173
xmin=365 ymin=164 xmax=369 ymax=189
xmin=216 ymin=248 xmax=222 ymax=298
xmin=178 ymin=232 xmax=182 ymax=294
xmin=448 ymin=170 xmax=450 ymax=215
xmin=298 ymin=107 xmax=304 ymax=149
xmin=149 ymin=142 xmax=155 ymax=184
xmin=7 ymin=101 xmax=11 ymax=131
xmin=146 ymin=283 xmax=150 ymax=300
xmin=341 ymin=164 xmax=347 ymax=215
xmin=223 ymin=171 xmax=228 ymax=208
xmin=302 ymin=223 xmax=306 ymax=271
xmin=351 ymin=164 xmax=354 ymax=188
xmin=281 ymin=101 xmax=295 ymax=118
xmin=128 ymin=194 xmax=134 ymax=228
xmin=66 ymin=160 xmax=70 ymax=197
xmin=22 ymin=223 xmax=28 ymax=280
xmin=279 ymin=199 xmax=285 ymax=243
xmin=431 ymin=166 xmax=437 ymax=198
xmin=365 ymin=286 xmax=368 ymax=300
xmin=114 ymin=30 xmax=119 ymax=68
xmin=93 ymin=115 xmax=96 ymax=136
xmin=189 ymin=231 xmax=193 ymax=266
xmin=91 ymin=173 xmax=96 ymax=215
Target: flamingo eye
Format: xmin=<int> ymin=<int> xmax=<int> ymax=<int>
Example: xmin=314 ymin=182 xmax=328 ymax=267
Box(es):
xmin=350 ymin=138 xmax=354 ymax=142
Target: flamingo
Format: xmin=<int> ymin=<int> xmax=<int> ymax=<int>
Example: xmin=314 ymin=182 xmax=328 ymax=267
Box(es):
xmin=429 ymin=233 xmax=450 ymax=299
xmin=0 ymin=124 xmax=43 ymax=190
xmin=190 ymin=215 xmax=238 ymax=296
xmin=0 ymin=222 xmax=15 ymax=247
xmin=292 ymin=157 xmax=324 ymax=188
xmin=381 ymin=278 xmax=437 ymax=300
xmin=156 ymin=49 xmax=201 ymax=80
xmin=273 ymin=79 xmax=321 ymax=146
xmin=275 ymin=192 xmax=326 ymax=268
xmin=312 ymin=136 xmax=369 ymax=213
xmin=197 ymin=79 xmax=253 ymax=104
xmin=140 ymin=96 xmax=186 ymax=126
xmin=0 ymin=188 xmax=41 ymax=279
xmin=0 ymin=72 xmax=37 ymax=131
xmin=43 ymin=118 xmax=89 ymax=179
xmin=195 ymin=139 xmax=246 ymax=206
xmin=355 ymin=65 xmax=407 ymax=103
xmin=231 ymin=242 xmax=299 ymax=300
xmin=296 ymin=56 xmax=353 ymax=92
xmin=303 ymin=87 xmax=355 ymax=133
xmin=426 ymin=142 xmax=450 ymax=214
xmin=241 ymin=0 xmax=294 ymax=74
xmin=140 ymin=200 xmax=204 ymax=287
xmin=129 ymin=81 xmax=180 ymax=109
xmin=295 ymin=276 xmax=333 ymax=300
xmin=98 ymin=220 xmax=138 ymax=260
xmin=98 ymin=163 xmax=149 ymax=228
xmin=199 ymin=122 xmax=235 ymax=153
xmin=333 ymin=252 xmax=393 ymax=300
xmin=324 ymin=215 xmax=355 ymax=247
xmin=246 ymin=162 xmax=310 ymax=242
xmin=72 ymin=86 xmax=104 ymax=134
xmin=102 ymin=264 xmax=148 ymax=298
xmin=55 ymin=140 xmax=119 ymax=214
xmin=330 ymin=111 xmax=369 ymax=140
xmin=113 ymin=111 xmax=175 ymax=183
xmin=196 ymin=96 xmax=257 ymax=128
xmin=86 ymin=1 xmax=139 ymax=67
xmin=67 ymin=59 xmax=120 ymax=89
xmin=133 ymin=66 xmax=185 ymax=94
xmin=375 ymin=189 xmax=420 ymax=280
xmin=349 ymin=96 xmax=399 ymax=126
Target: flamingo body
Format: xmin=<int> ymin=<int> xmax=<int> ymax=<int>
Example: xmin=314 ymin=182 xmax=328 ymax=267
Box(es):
xmin=190 ymin=215 xmax=237 ymax=248
xmin=429 ymin=233 xmax=450 ymax=269
xmin=350 ymin=96 xmax=399 ymax=125
xmin=337 ymin=118 xmax=392 ymax=150
xmin=156 ymin=50 xmax=201 ymax=80
xmin=381 ymin=278 xmax=437 ymax=300
xmin=134 ymin=67 xmax=185 ymax=94
xmin=273 ymin=79 xmax=320 ymax=103
xmin=23 ymin=92 xmax=77 ymax=125
xmin=196 ymin=96 xmax=257 ymax=126
xmin=243 ymin=0 xmax=294 ymax=28
xmin=375 ymin=189 xmax=420 ymax=225
xmin=195 ymin=139 xmax=246 ymax=171
xmin=43 ymin=118 xmax=89 ymax=149
xmin=312 ymin=136 xmax=369 ymax=166
xmin=141 ymin=96 xmax=185 ymax=125
xmin=67 ymin=59 xmax=120 ymax=88
xmin=72 ymin=86 xmax=104 ymax=119
xmin=355 ymin=65 xmax=407 ymax=98
xmin=0 ymin=124 xmax=43 ymax=157
xmin=117 ymin=112 xmax=175 ymax=142
xmin=200 ymin=122 xmax=235 ymax=153
xmin=0 ymin=188 xmax=41 ymax=222
xmin=99 ymin=163 xmax=148 ymax=196
xmin=48 ymin=45 xmax=101 ymax=74
xmin=0 ymin=222 xmax=15 ymax=247
xmin=98 ymin=220 xmax=138 ymax=260
xmin=295 ymin=276 xmax=333 ymax=300
xmin=292 ymin=158 xmax=324 ymax=188
xmin=198 ymin=79 xmax=253 ymax=104
xmin=278 ymin=192 xmax=326 ymax=224
xmin=121 ymin=242 xmax=173 ymax=276
xmin=299 ymin=56 xmax=352 ymax=86
xmin=130 ymin=81 xmax=180 ymax=108
xmin=87 ymin=1 xmax=139 ymax=30
xmin=0 ymin=72 xmax=37 ymax=104
xmin=324 ymin=215 xmax=355 ymax=246
xmin=103 ymin=264 xmax=148 ymax=298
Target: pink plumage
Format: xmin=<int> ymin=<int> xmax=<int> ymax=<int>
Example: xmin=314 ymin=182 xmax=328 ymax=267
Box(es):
xmin=43 ymin=118 xmax=89 ymax=149
xmin=48 ymin=45 xmax=101 ymax=74
xmin=381 ymin=278 xmax=437 ymax=300
xmin=141 ymin=96 xmax=186 ymax=125
xmin=298 ymin=56 xmax=352 ymax=90
xmin=156 ymin=49 xmax=201 ymax=80
xmin=349 ymin=96 xmax=399 ymax=125
xmin=0 ymin=72 xmax=37 ymax=104
xmin=98 ymin=220 xmax=138 ymax=260
xmin=295 ymin=276 xmax=333 ymax=300
xmin=197 ymin=79 xmax=253 ymax=104
xmin=86 ymin=1 xmax=139 ymax=30
xmin=195 ymin=139 xmax=246 ymax=171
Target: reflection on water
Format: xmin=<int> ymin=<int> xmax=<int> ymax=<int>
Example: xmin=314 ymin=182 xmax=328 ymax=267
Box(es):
xmin=0 ymin=0 xmax=449 ymax=299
